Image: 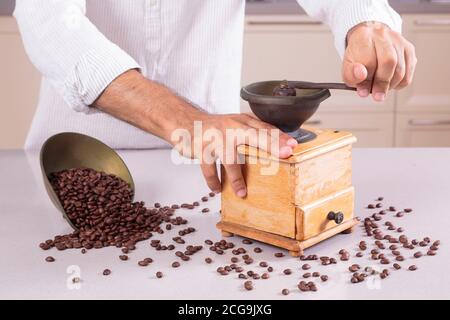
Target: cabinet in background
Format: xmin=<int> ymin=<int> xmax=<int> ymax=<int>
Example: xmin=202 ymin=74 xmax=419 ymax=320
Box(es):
xmin=0 ymin=17 xmax=40 ymax=149
xmin=395 ymin=113 xmax=450 ymax=147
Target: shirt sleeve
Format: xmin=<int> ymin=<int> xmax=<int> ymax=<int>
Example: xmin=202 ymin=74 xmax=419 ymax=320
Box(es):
xmin=13 ymin=0 xmax=141 ymax=113
xmin=296 ymin=0 xmax=403 ymax=58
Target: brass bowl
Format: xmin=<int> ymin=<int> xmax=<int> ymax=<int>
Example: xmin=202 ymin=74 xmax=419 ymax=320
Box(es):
xmin=40 ymin=132 xmax=134 ymax=230
xmin=241 ymin=80 xmax=331 ymax=143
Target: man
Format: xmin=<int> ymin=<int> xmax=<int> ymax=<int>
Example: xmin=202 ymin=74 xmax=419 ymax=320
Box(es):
xmin=14 ymin=0 xmax=417 ymax=198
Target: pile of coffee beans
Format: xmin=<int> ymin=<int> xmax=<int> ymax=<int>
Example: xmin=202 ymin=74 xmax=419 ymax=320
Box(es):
xmin=40 ymin=171 xmax=441 ymax=297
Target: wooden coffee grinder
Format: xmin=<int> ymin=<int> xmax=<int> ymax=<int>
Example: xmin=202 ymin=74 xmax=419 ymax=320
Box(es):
xmin=217 ymin=80 xmax=359 ymax=257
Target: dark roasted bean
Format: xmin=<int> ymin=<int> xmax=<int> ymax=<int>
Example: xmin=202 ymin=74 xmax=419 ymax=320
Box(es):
xmin=302 ymin=264 xmax=311 ymax=270
xmin=45 ymin=256 xmax=55 ymax=262
xmin=244 ymin=281 xmax=253 ymax=291
xmin=274 ymin=252 xmax=284 ymax=258
xmin=283 ymin=269 xmax=292 ymax=275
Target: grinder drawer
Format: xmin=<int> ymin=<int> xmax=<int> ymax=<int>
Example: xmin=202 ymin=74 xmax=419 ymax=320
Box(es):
xmin=296 ymin=187 xmax=354 ymax=240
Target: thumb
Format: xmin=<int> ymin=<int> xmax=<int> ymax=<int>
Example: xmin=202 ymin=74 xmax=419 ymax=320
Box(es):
xmin=343 ymin=61 xmax=368 ymax=86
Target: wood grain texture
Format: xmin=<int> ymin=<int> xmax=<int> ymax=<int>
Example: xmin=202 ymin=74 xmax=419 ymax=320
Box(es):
xmin=299 ymin=187 xmax=355 ymax=240
xmin=216 ymin=221 xmax=301 ymax=251
xmin=237 ymin=127 xmax=356 ymax=164
xmin=299 ymin=218 xmax=359 ymax=249
xmin=293 ymin=144 xmax=353 ymax=205
xmin=221 ymin=159 xmax=296 ymax=238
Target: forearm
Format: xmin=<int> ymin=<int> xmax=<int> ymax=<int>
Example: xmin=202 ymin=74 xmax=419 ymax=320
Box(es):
xmin=93 ymin=70 xmax=208 ymax=144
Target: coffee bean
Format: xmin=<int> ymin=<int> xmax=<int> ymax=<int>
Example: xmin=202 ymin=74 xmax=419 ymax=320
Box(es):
xmin=396 ymin=212 xmax=404 ymax=218
xmin=267 ymin=267 xmax=273 ymax=272
xmin=349 ymin=264 xmax=360 ymax=272
xmin=389 ymin=206 xmax=396 ymax=211
xmin=238 ymin=274 xmax=247 ymax=279
xmin=254 ymin=247 xmax=262 ymax=253
xmin=432 ymin=240 xmax=440 ymax=247
xmin=376 ymin=203 xmax=382 ymax=208
xmin=283 ymin=269 xmax=292 ymax=275
xmin=350 ymin=277 xmax=359 ymax=284
xmin=209 ymin=192 xmax=216 ymax=197
xmin=408 ymin=265 xmax=417 ymax=271
xmin=119 ymin=255 xmax=128 ymax=261
xmin=81 ymin=249 xmax=87 ymax=254
xmin=414 ymin=251 xmax=423 ymax=258
xmin=282 ymin=289 xmax=290 ymax=296
xmin=302 ymin=264 xmax=311 ymax=270
xmin=377 ymin=197 xmax=384 ymax=201
xmin=156 ymin=271 xmax=163 ymax=278
xmin=201 ymin=208 xmax=210 ymax=213
xmin=356 ymin=252 xmax=364 ymax=258
xmin=259 ymin=261 xmax=268 ymax=267
xmin=340 ymin=254 xmax=349 ymax=261
xmin=397 ymin=227 xmax=404 ymax=233
xmin=244 ymin=281 xmax=253 ymax=291
xmin=303 ymin=272 xmax=311 ymax=278
xmin=274 ymin=252 xmax=284 ymax=258
xmin=380 ymin=258 xmax=390 ymax=264
xmin=404 ymin=208 xmax=412 ymax=213
xmin=396 ymin=255 xmax=404 ymax=261
xmin=172 ymin=261 xmax=180 ymax=268
xmin=320 ymin=275 xmax=328 ymax=282
xmin=242 ymin=239 xmax=253 ymax=245
xmin=72 ymin=277 xmax=81 ymax=284
xmin=393 ymin=263 xmax=401 ymax=270
xmin=427 ymin=250 xmax=436 ymax=256
xmin=368 ymin=204 xmax=375 ymax=209
xmin=45 ymin=256 xmax=55 ymax=262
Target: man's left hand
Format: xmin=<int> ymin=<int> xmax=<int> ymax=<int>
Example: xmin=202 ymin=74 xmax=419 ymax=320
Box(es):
xmin=342 ymin=21 xmax=417 ymax=102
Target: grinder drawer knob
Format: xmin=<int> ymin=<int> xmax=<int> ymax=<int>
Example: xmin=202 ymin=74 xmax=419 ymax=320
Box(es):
xmin=327 ymin=211 xmax=344 ymax=224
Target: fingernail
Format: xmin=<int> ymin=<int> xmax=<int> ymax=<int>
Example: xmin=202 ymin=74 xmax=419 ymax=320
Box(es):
xmin=373 ymin=92 xmax=386 ymax=101
xmin=279 ymin=146 xmax=293 ymax=158
xmin=358 ymin=89 xmax=369 ymax=98
xmin=236 ymin=189 xmax=247 ymax=198
xmin=287 ymin=138 xmax=298 ymax=147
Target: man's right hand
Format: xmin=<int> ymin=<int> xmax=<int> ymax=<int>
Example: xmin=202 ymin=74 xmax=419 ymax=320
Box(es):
xmin=94 ymin=70 xmax=297 ymax=198
xmin=175 ymin=113 xmax=298 ymax=198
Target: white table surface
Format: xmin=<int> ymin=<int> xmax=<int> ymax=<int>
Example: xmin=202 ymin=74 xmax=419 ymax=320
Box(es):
xmin=0 ymin=148 xmax=449 ymax=300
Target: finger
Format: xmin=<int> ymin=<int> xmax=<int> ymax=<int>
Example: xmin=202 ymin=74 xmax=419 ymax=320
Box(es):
xmin=223 ymin=163 xmax=246 ymax=198
xmin=396 ymin=43 xmax=417 ymax=90
xmin=238 ymin=117 xmax=297 ymax=157
xmin=343 ymin=44 xmax=377 ymax=98
xmin=200 ymin=163 xmax=221 ymax=194
xmin=342 ymin=61 xmax=368 ymax=87
xmin=390 ymin=44 xmax=406 ymax=89
xmin=372 ymin=40 xmax=397 ymax=101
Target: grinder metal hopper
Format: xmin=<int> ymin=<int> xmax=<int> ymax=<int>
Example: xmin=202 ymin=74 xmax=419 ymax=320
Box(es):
xmin=241 ymin=80 xmax=331 ymax=143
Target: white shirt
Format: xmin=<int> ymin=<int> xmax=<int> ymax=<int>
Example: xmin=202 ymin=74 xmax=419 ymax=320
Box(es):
xmin=14 ymin=0 xmax=402 ymax=150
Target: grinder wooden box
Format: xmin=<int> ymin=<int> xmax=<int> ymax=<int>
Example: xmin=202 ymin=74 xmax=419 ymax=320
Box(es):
xmin=217 ymin=127 xmax=359 ymax=256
